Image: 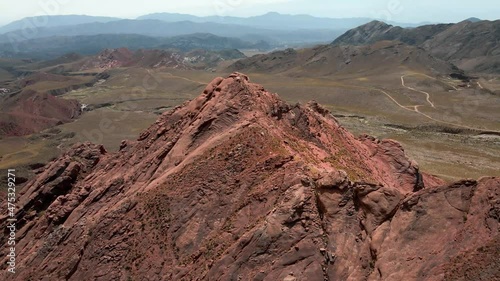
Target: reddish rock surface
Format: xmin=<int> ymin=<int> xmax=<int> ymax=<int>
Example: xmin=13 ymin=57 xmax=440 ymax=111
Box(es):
xmin=0 ymin=89 xmax=81 ymax=136
xmin=0 ymin=73 xmax=498 ymax=280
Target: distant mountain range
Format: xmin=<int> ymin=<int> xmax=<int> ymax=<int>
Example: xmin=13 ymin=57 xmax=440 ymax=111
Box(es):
xmin=0 ymin=12 xmax=430 ymax=35
xmin=0 ymin=18 xmax=345 ymax=48
xmin=0 ymin=33 xmax=268 ymax=60
xmin=0 ymin=13 xmax=438 ymax=48
xmin=137 ymin=12 xmax=426 ymax=30
xmin=0 ymin=13 xmax=497 ymax=75
xmin=333 ymin=19 xmax=500 ymax=74
xmin=230 ymin=17 xmax=500 ymax=75
xmin=0 ymin=15 xmax=120 ymax=34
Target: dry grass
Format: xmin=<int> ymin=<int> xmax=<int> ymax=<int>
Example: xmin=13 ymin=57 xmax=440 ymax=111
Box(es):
xmin=0 ymin=136 xmax=56 ymax=169
xmin=58 ymin=109 xmax=159 ymax=151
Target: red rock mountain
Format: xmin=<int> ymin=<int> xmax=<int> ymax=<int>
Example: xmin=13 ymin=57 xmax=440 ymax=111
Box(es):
xmin=0 ymin=73 xmax=498 ymax=280
xmin=0 ymin=89 xmax=81 ymax=136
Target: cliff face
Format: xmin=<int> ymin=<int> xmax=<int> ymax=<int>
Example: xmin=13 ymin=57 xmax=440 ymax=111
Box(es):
xmin=0 ymin=73 xmax=498 ymax=281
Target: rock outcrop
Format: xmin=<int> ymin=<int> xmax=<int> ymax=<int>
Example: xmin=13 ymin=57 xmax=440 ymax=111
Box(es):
xmin=0 ymin=73 xmax=498 ymax=280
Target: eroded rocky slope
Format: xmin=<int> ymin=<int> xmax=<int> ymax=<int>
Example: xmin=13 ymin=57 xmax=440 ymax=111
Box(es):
xmin=0 ymin=73 xmax=498 ymax=281
xmin=54 ymin=48 xmax=245 ymax=72
xmin=0 ymin=89 xmax=81 ymax=136
xmin=332 ymin=20 xmax=500 ymax=74
xmin=227 ymin=41 xmax=458 ymax=77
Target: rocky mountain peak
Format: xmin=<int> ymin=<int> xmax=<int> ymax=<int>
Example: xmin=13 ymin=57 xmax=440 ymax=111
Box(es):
xmin=184 ymin=72 xmax=284 ymax=119
xmin=332 ymin=20 xmax=396 ymax=45
xmin=0 ymin=73 xmax=498 ymax=281
xmin=364 ymin=20 xmax=393 ymax=29
xmin=465 ymin=17 xmax=482 ymax=23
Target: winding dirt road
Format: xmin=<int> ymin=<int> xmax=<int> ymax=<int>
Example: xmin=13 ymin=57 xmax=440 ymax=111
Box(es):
xmin=374 ymin=88 xmax=485 ymax=130
xmin=145 ymin=69 xmax=499 ymax=133
xmin=146 ymin=69 xmax=207 ymax=85
xmin=163 ymin=72 xmax=207 ymax=85
xmin=401 ymin=75 xmax=435 ymax=108
xmin=373 ymin=75 xmax=499 ymax=133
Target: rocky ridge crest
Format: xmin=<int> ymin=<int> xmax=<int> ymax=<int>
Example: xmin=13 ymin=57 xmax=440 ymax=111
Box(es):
xmin=0 ymin=73 xmax=498 ymax=281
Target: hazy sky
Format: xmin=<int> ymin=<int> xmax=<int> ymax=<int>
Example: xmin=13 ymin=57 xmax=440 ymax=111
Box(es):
xmin=1 ymin=0 xmax=499 ymax=25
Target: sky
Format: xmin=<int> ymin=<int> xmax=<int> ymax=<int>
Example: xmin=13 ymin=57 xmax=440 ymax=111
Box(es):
xmin=1 ymin=0 xmax=499 ymax=26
